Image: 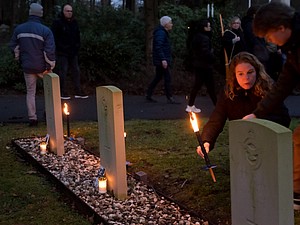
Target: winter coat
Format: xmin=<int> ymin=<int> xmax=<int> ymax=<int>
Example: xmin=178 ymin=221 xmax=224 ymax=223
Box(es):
xmin=253 ymin=12 xmax=300 ymax=118
xmin=51 ymin=16 xmax=80 ymax=57
xmin=222 ymin=28 xmax=247 ymax=61
xmin=190 ymin=31 xmax=215 ymax=69
xmin=241 ymin=15 xmax=269 ymax=65
xmin=9 ymin=16 xmax=55 ymax=74
xmin=201 ymin=89 xmax=291 ymax=150
xmin=152 ymin=25 xmax=172 ymax=66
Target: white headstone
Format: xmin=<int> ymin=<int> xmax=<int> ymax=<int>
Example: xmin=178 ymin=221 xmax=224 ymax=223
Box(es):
xmin=96 ymin=86 xmax=127 ymax=200
xmin=43 ymin=73 xmax=64 ymax=156
xmin=229 ymin=119 xmax=293 ymax=225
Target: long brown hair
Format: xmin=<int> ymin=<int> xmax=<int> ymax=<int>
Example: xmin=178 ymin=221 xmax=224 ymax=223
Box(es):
xmin=225 ymin=52 xmax=274 ymax=100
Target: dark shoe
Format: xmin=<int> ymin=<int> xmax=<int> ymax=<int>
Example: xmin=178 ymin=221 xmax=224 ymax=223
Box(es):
xmin=167 ymin=97 xmax=180 ymax=104
xmin=294 ymin=192 xmax=300 ymax=210
xmin=75 ymin=91 xmax=88 ymax=99
xmin=29 ymin=119 xmax=38 ymax=127
xmin=146 ymin=96 xmax=157 ymax=103
xmin=61 ymin=92 xmax=71 ymax=100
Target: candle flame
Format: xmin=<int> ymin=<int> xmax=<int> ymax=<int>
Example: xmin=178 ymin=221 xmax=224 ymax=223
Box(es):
xmin=189 ymin=112 xmax=199 ymax=132
xmin=124 ymin=132 xmax=127 ymax=138
xmin=63 ymin=103 xmax=70 ymax=115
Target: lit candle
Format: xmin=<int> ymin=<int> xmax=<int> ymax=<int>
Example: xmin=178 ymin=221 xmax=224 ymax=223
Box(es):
xmin=207 ymin=4 xmax=210 ymax=18
xmin=63 ymin=103 xmax=70 ymax=137
xmin=98 ymin=177 xmax=107 ymax=193
xmin=189 ymin=112 xmax=216 ymax=182
xmin=40 ymin=142 xmax=47 ymax=155
xmin=248 ymin=0 xmax=251 ymax=8
xmin=211 ymin=3 xmax=214 ymax=18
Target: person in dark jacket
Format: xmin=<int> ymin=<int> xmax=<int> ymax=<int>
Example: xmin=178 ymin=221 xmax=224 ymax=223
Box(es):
xmin=241 ymin=5 xmax=283 ymax=81
xmin=185 ymin=19 xmax=217 ymax=113
xmin=197 ymin=52 xmax=290 ymax=158
xmin=222 ymin=16 xmax=247 ymax=62
xmin=146 ymin=16 xmax=178 ymax=104
xmin=242 ymin=2 xmax=300 ymax=210
xmin=9 ymin=3 xmax=55 ymax=127
xmin=51 ymin=3 xmax=87 ymax=100
xmin=241 ymin=5 xmax=269 ymax=68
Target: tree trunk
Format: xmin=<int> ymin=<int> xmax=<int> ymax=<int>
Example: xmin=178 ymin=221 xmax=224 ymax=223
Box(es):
xmin=42 ymin=0 xmax=55 ymax=18
xmin=144 ymin=0 xmax=158 ymax=74
xmin=101 ymin=0 xmax=111 ymax=7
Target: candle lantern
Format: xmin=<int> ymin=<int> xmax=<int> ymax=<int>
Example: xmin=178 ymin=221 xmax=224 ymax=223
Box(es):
xmin=98 ymin=176 xmax=107 ymax=193
xmin=189 ymin=112 xmax=217 ymax=182
xmin=40 ymin=142 xmax=47 ymax=155
xmin=63 ymin=103 xmax=70 ymax=137
xmin=96 ymin=166 xmax=107 ymax=193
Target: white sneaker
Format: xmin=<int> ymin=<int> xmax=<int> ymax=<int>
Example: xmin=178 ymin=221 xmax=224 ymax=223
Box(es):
xmin=185 ymin=105 xmax=201 ymax=113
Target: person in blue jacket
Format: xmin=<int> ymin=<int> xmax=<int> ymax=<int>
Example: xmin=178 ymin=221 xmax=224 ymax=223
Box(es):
xmin=146 ymin=16 xmax=178 ymax=104
xmin=9 ymin=3 xmax=55 ymax=127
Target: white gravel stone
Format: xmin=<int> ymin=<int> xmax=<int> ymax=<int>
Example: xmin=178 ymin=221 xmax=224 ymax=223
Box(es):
xmin=13 ymin=137 xmax=205 ymax=225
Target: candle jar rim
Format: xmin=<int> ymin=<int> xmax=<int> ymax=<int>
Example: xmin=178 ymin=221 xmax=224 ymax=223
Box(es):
xmin=98 ymin=176 xmax=107 ymax=181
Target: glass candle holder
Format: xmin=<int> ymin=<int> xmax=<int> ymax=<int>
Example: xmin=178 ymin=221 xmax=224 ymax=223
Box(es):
xmin=98 ymin=177 xmax=107 ymax=194
xmin=40 ymin=142 xmax=47 ymax=155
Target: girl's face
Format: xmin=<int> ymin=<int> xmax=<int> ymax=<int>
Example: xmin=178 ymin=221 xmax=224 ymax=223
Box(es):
xmin=231 ymin=19 xmax=241 ymax=30
xmin=204 ymin=22 xmax=211 ymax=32
xmin=235 ymin=62 xmax=257 ymax=90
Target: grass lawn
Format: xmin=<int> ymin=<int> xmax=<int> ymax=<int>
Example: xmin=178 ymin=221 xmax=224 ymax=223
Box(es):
xmin=1 ymin=118 xmax=300 ymax=224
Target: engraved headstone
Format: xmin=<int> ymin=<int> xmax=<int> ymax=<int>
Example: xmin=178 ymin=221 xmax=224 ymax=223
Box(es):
xmin=96 ymin=86 xmax=127 ymax=200
xmin=229 ymin=119 xmax=293 ymax=225
xmin=43 ymin=73 xmax=64 ymax=156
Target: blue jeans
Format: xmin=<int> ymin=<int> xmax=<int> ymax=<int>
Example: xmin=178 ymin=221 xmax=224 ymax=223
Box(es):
xmin=146 ymin=65 xmax=172 ymax=99
xmin=55 ymin=55 xmax=81 ymax=94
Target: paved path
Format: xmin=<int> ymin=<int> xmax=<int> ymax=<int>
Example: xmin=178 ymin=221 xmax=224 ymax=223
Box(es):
xmin=0 ymin=94 xmax=300 ymax=123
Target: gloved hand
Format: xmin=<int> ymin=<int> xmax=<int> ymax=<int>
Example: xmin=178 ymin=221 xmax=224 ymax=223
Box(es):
xmin=232 ymin=36 xmax=240 ymax=44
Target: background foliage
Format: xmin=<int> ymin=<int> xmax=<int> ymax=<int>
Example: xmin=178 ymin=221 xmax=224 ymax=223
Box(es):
xmin=0 ymin=1 xmax=242 ymax=95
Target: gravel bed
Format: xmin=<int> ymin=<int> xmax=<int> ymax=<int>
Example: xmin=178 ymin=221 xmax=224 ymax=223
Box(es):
xmin=13 ymin=137 xmax=208 ymax=225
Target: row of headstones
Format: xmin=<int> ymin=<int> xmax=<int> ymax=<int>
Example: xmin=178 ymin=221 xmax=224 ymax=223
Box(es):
xmin=43 ymin=73 xmax=127 ymax=200
xmin=43 ymin=73 xmax=294 ymax=224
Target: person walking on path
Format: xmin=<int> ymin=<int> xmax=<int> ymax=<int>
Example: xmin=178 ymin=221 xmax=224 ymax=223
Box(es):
xmin=146 ymin=16 xmax=178 ymax=104
xmin=51 ymin=3 xmax=88 ymax=100
xmin=9 ymin=3 xmax=55 ymax=127
xmin=197 ymin=51 xmax=290 ymax=159
xmin=242 ymin=2 xmax=300 ymax=210
xmin=185 ymin=19 xmax=217 ymax=113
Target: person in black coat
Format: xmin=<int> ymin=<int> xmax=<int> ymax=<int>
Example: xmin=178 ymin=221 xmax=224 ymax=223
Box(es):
xmin=185 ymin=19 xmax=217 ymax=113
xmin=242 ymin=2 xmax=300 ymax=208
xmin=197 ymin=52 xmax=290 ymax=157
xmin=222 ymin=16 xmax=247 ymax=62
xmin=51 ymin=3 xmax=88 ymax=99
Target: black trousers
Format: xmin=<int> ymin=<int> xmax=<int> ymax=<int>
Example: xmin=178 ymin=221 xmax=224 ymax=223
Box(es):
xmin=188 ymin=67 xmax=217 ymax=106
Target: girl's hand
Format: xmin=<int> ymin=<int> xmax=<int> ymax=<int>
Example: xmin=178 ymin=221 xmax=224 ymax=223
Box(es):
xmin=196 ymin=142 xmax=210 ymax=158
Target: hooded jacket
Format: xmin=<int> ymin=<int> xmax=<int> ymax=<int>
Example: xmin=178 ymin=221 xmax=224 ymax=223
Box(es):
xmin=189 ymin=30 xmax=215 ymax=69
